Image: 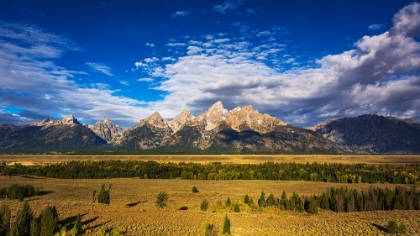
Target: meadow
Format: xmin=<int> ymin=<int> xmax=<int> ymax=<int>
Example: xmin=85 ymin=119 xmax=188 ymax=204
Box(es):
xmin=1 ymin=155 xmax=420 ymax=235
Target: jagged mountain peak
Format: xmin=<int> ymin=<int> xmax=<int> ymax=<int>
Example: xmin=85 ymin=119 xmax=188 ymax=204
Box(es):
xmin=168 ymin=109 xmax=195 ymax=133
xmin=197 ymin=101 xmax=230 ymax=130
xmin=139 ymin=111 xmax=169 ymax=129
xmin=62 ymin=114 xmax=80 ymax=125
xmin=90 ymin=118 xmax=124 ymax=142
xmin=225 ymin=104 xmax=287 ymax=133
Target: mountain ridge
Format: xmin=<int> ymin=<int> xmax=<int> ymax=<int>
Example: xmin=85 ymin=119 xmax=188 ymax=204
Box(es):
xmin=0 ymin=102 xmax=419 ymax=153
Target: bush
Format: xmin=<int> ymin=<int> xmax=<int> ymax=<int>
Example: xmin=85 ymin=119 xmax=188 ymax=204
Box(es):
xmin=192 ymin=186 xmax=199 ymax=193
xmin=226 ymin=197 xmax=231 ymax=207
xmin=40 ymin=206 xmax=58 ymax=236
xmin=200 ymin=199 xmax=209 ymax=211
xmin=0 ymin=204 xmax=11 ymax=234
xmin=72 ymin=214 xmax=83 ymax=236
xmin=156 ymin=191 xmax=169 ymax=208
xmin=201 ymin=220 xmax=216 ymax=236
xmin=244 ymin=194 xmax=249 ymax=205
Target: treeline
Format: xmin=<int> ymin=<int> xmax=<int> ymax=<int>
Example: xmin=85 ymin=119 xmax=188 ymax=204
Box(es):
xmin=0 ymin=184 xmax=38 ymax=200
xmin=255 ymin=185 xmax=420 ymax=214
xmin=1 ymin=161 xmax=420 ymax=184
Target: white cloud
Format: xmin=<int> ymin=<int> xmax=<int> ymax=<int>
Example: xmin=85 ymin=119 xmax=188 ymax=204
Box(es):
xmin=137 ymin=77 xmax=153 ymax=82
xmin=172 ymin=11 xmax=189 ymax=17
xmin=134 ymin=61 xmax=145 ymax=67
xmin=86 ymin=62 xmax=113 ymax=77
xmin=144 ymin=57 xmax=159 ymax=63
xmin=368 ymin=24 xmax=384 ymax=30
xmin=145 ymin=43 xmax=155 ymax=47
xmin=214 ymin=0 xmax=243 ymax=14
xmin=166 ymin=42 xmax=187 ymax=47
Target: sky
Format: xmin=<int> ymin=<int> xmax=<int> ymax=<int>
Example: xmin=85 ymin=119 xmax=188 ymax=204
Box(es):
xmin=0 ymin=0 xmax=419 ymax=127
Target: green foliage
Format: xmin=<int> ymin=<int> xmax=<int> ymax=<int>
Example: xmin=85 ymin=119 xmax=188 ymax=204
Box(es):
xmin=200 ymin=199 xmax=209 ymax=211
xmin=97 ymin=184 xmax=111 ymax=204
xmin=399 ymin=222 xmax=407 ymax=234
xmin=258 ymin=191 xmax=267 ymax=207
xmin=16 ymin=201 xmax=33 ymax=236
xmin=30 ymin=217 xmax=40 ymax=236
xmin=233 ymin=203 xmax=240 ymax=212
xmin=266 ymin=193 xmax=275 ymax=206
xmin=222 ymin=214 xmax=231 ymax=235
xmin=0 ymin=204 xmax=11 ymax=234
xmin=92 ymin=190 xmax=97 ymax=203
xmin=387 ymin=220 xmax=399 ymax=234
xmin=201 ymin=220 xmax=216 ymax=236
xmin=72 ymin=214 xmax=83 ymax=236
xmin=156 ymin=191 xmax=169 ymax=208
xmin=243 ymin=194 xmax=249 ymax=205
xmin=308 ymin=197 xmax=318 ymax=214
xmin=225 ymin=197 xmax=231 ymax=207
xmin=0 ymin=184 xmax=38 ymax=200
xmin=248 ymin=198 xmax=254 ymax=206
xmin=40 ymin=206 xmax=58 ymax=236
xmin=192 ymin=186 xmax=199 ymax=193
xmin=10 ymin=222 xmax=19 ymax=236
xmin=3 ymin=160 xmax=419 ymax=185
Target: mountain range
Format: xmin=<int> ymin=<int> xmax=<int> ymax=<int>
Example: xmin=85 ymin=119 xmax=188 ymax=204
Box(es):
xmin=1 ymin=101 xmax=419 ymax=154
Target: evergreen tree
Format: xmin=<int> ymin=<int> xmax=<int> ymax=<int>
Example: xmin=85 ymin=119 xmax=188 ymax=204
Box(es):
xmin=387 ymin=220 xmax=399 ymax=234
xmin=222 ymin=214 xmax=231 ymax=235
xmin=266 ymin=193 xmax=275 ymax=206
xmin=9 ymin=222 xmax=19 ymax=236
xmin=225 ymin=197 xmax=231 ymax=207
xmin=308 ymin=197 xmax=318 ymax=214
xmin=258 ymin=191 xmax=267 ymax=207
xmin=72 ymin=214 xmax=82 ymax=236
xmin=249 ymin=198 xmax=254 ymax=206
xmin=0 ymin=204 xmax=11 ymax=234
xmin=16 ymin=201 xmax=33 ymax=236
xmin=280 ymin=191 xmax=288 ymax=210
xmin=244 ymin=194 xmax=249 ymax=205
xmin=156 ymin=191 xmax=169 ymax=208
xmin=97 ymin=185 xmax=111 ymax=204
xmin=40 ymin=206 xmax=58 ymax=236
xmin=30 ymin=217 xmax=40 ymax=236
xmin=233 ymin=203 xmax=240 ymax=212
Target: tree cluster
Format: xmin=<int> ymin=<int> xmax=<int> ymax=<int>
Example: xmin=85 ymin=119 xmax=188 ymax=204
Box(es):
xmin=2 ymin=161 xmax=420 ymax=184
xmin=0 ymin=184 xmax=38 ymax=201
xmin=254 ymin=185 xmax=420 ymax=214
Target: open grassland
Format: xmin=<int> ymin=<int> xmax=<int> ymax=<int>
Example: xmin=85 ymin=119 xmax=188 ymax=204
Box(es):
xmin=1 ymin=176 xmax=420 ymax=235
xmin=2 ymin=154 xmax=420 ymax=165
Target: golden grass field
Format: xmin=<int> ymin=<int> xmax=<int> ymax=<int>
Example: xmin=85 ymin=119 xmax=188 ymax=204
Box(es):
xmin=1 ymin=155 xmax=420 ymax=235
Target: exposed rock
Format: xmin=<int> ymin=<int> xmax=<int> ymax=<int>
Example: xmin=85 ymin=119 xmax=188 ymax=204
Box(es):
xmin=196 ymin=101 xmax=230 ymax=130
xmin=90 ymin=118 xmax=124 ymax=142
xmin=224 ymin=105 xmax=287 ymax=133
xmin=168 ymin=110 xmax=195 ymax=133
xmin=62 ymin=114 xmax=81 ymax=125
xmin=312 ymin=114 xmax=420 ymax=154
xmin=138 ymin=112 xmax=169 ymax=129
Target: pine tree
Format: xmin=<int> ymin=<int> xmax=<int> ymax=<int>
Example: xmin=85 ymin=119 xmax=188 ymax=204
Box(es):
xmin=233 ymin=203 xmax=240 ymax=212
xmin=40 ymin=205 xmax=58 ymax=236
xmin=72 ymin=214 xmax=82 ymax=236
xmin=222 ymin=214 xmax=231 ymax=235
xmin=225 ymin=197 xmax=231 ymax=207
xmin=97 ymin=185 xmax=111 ymax=204
xmin=16 ymin=201 xmax=33 ymax=236
xmin=258 ymin=191 xmax=267 ymax=207
xmin=192 ymin=186 xmax=199 ymax=193
xmin=200 ymin=199 xmax=209 ymax=211
xmin=0 ymin=204 xmax=11 ymax=234
xmin=30 ymin=217 xmax=40 ymax=236
xmin=266 ymin=193 xmax=275 ymax=206
xmin=244 ymin=194 xmax=249 ymax=205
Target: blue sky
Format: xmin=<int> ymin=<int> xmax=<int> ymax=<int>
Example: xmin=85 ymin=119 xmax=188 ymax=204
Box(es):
xmin=0 ymin=0 xmax=419 ymax=127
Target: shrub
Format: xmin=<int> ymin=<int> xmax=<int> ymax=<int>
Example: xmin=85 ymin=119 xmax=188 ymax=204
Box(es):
xmin=40 ymin=206 xmax=58 ymax=236
xmin=201 ymin=220 xmax=216 ymax=236
xmin=200 ymin=199 xmax=209 ymax=211
xmin=0 ymin=204 xmax=11 ymax=234
xmin=156 ymin=191 xmax=169 ymax=208
xmin=16 ymin=201 xmax=33 ymax=235
xmin=72 ymin=214 xmax=83 ymax=236
xmin=192 ymin=186 xmax=199 ymax=193
xmin=258 ymin=191 xmax=266 ymax=207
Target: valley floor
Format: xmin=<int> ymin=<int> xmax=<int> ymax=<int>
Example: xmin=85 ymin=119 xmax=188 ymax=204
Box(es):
xmin=1 ymin=176 xmax=420 ymax=235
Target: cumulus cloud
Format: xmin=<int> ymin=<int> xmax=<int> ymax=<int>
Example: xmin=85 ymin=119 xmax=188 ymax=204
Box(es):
xmin=0 ymin=21 xmax=155 ymax=126
xmin=145 ymin=43 xmax=155 ymax=47
xmin=138 ymin=3 xmax=420 ymax=126
xmin=137 ymin=77 xmax=153 ymax=82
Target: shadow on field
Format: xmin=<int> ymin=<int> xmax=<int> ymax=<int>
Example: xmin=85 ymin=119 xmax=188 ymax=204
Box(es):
xmin=83 ymin=216 xmax=100 ymax=225
xmin=38 ymin=190 xmax=53 ymax=196
xmin=85 ymin=219 xmax=110 ymax=232
xmin=372 ymin=223 xmax=387 ymax=233
xmin=59 ymin=213 xmax=87 ymax=228
xmin=126 ymin=201 xmax=141 ymax=207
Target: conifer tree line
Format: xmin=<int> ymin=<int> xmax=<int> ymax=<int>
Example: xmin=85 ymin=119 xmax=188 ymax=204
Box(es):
xmin=253 ymin=186 xmax=420 ymax=214
xmin=2 ymin=161 xmax=420 ymax=184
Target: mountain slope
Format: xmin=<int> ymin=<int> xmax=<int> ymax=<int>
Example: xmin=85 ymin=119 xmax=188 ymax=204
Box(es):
xmin=311 ymin=114 xmax=420 ymax=154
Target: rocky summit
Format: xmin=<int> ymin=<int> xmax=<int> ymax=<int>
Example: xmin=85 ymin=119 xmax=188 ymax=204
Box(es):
xmin=0 ymin=101 xmax=419 ymax=153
